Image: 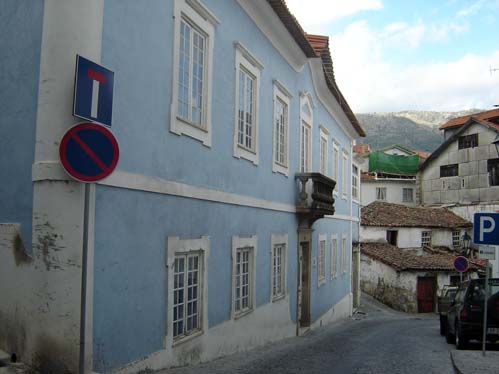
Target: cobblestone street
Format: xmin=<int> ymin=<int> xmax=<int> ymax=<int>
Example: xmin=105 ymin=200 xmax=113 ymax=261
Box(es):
xmin=158 ymin=294 xmax=455 ymax=374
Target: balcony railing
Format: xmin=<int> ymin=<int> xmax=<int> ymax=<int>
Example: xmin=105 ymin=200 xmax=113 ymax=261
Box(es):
xmin=295 ymin=172 xmax=336 ymax=226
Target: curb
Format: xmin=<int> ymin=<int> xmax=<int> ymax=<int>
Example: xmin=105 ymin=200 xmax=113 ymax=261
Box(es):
xmin=449 ymin=352 xmax=463 ymax=374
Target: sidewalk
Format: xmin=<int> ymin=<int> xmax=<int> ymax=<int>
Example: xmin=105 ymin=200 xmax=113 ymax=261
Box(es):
xmin=450 ymin=349 xmax=499 ymax=374
xmin=0 ymin=350 xmax=38 ymax=374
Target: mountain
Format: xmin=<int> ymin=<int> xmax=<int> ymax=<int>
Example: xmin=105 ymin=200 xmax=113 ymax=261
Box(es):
xmin=355 ymin=109 xmax=484 ymax=153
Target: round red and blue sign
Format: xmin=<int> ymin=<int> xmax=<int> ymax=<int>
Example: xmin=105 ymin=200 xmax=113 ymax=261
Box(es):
xmin=59 ymin=122 xmax=119 ymax=182
xmin=453 ymin=256 xmax=470 ymax=273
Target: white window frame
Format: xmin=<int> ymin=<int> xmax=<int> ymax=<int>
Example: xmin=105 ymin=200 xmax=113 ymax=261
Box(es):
xmin=452 ymin=230 xmax=461 ymax=248
xmin=352 ymin=163 xmax=359 ymax=202
xmin=421 ymin=231 xmax=432 ymax=247
xmin=376 ymin=187 xmax=387 ymax=201
xmin=232 ymin=235 xmax=257 ymax=319
xmin=341 ymin=234 xmax=347 ymax=274
xmin=166 ymin=235 xmax=210 ymax=346
xmin=170 ymin=0 xmax=219 ymax=147
xmin=299 ymin=92 xmax=314 ymax=172
xmin=402 ymin=188 xmax=413 ymax=203
xmin=270 ymin=233 xmax=288 ymax=301
xmin=342 ymin=150 xmax=348 ymax=200
xmin=332 ymin=141 xmax=339 ymax=195
xmin=330 ymin=234 xmax=338 ymax=279
xmin=233 ymin=42 xmax=263 ymax=166
xmin=318 ymin=234 xmax=326 ymax=286
xmin=319 ymin=126 xmax=329 ymax=175
xmin=272 ymin=80 xmax=292 ymax=176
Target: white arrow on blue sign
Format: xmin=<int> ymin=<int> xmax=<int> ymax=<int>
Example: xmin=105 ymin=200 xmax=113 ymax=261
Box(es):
xmin=73 ymin=55 xmax=114 ymax=127
xmin=473 ymin=213 xmax=499 ymax=245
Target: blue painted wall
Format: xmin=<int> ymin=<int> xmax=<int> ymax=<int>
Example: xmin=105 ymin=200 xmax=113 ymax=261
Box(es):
xmin=94 ymin=0 xmax=358 ymax=370
xmin=0 ymin=1 xmax=43 ymax=247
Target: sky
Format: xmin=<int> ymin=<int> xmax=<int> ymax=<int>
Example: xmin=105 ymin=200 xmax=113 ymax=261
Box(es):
xmin=286 ymin=0 xmax=499 ymax=113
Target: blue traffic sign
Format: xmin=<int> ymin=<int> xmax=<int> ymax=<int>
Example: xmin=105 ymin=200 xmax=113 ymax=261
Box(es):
xmin=473 ymin=213 xmax=499 ymax=245
xmin=74 ymin=55 xmax=114 ymax=127
xmin=59 ymin=123 xmax=119 ymax=182
xmin=454 ymin=256 xmax=469 ymax=273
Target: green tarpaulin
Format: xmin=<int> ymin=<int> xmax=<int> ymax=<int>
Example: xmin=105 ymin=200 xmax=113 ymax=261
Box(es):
xmin=368 ymin=151 xmax=419 ymax=175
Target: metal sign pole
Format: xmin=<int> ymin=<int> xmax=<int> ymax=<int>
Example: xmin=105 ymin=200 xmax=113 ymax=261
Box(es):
xmin=482 ymin=259 xmax=489 ymax=357
xmin=79 ymin=183 xmax=90 ymax=374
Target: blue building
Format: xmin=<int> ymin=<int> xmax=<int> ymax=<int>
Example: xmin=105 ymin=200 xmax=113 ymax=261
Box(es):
xmin=0 ymin=1 xmax=365 ymax=373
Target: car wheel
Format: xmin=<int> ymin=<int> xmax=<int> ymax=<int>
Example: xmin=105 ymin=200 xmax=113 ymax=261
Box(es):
xmin=455 ymin=321 xmax=467 ymax=350
xmin=439 ymin=315 xmax=446 ymax=336
xmin=446 ymin=322 xmax=455 ymax=344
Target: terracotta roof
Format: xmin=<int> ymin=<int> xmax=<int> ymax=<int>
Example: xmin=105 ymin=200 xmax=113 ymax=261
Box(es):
xmin=353 ymin=144 xmax=371 ymax=155
xmin=414 ymin=150 xmax=431 ymax=159
xmin=439 ymin=108 xmax=499 ymax=130
xmin=419 ymin=117 xmax=499 ymax=172
xmin=360 ymin=172 xmax=376 ymax=182
xmin=361 ymin=242 xmax=484 ymax=271
xmin=361 ymin=201 xmax=472 ymax=228
xmin=305 ymin=33 xmax=366 ymax=137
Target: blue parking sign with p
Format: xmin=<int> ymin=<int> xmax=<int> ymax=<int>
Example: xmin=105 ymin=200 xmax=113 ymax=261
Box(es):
xmin=74 ymin=55 xmax=114 ymax=127
xmin=473 ymin=213 xmax=499 ymax=245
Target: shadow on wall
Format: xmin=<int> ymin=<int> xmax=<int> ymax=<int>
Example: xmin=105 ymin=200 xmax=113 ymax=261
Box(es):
xmin=360 ymin=278 xmax=417 ymax=313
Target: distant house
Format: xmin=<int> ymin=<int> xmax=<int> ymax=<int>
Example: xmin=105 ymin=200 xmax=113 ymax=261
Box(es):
xmin=361 ymin=242 xmax=483 ymax=313
xmin=354 ymin=145 xmax=429 ymax=207
xmin=360 ymin=201 xmax=481 ymax=313
xmin=418 ymin=112 xmax=499 ymax=277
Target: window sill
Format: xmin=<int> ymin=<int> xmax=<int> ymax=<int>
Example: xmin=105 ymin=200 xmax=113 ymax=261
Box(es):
xmin=177 ymin=116 xmax=208 ymax=133
xmin=352 ymin=198 xmax=360 ymax=204
xmin=318 ymin=278 xmax=326 ymax=287
xmin=172 ymin=329 xmax=204 ymax=347
xmin=234 ymin=144 xmax=258 ymax=165
xmin=234 ymin=308 xmax=254 ymax=320
xmin=271 ymin=293 xmax=286 ymax=303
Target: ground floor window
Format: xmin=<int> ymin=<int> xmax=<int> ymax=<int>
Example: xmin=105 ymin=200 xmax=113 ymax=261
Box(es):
xmin=318 ymin=235 xmax=326 ymax=286
xmin=232 ymin=235 xmax=257 ymax=318
xmin=376 ymin=187 xmax=387 ymax=201
xmin=488 ymin=158 xmax=499 ymax=186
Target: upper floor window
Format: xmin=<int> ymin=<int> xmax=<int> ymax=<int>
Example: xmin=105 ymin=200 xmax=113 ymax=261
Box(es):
xmin=272 ymin=81 xmax=292 ymax=176
xmin=342 ymin=151 xmax=348 ymax=199
xmin=233 ymin=43 xmax=263 ymax=165
xmin=452 ymin=230 xmax=461 ymax=248
xmin=440 ymin=164 xmax=458 ymax=177
xmin=488 ymin=158 xmax=499 ymax=186
xmin=402 ymin=188 xmax=413 ymax=202
xmin=458 ymin=133 xmax=478 ymax=149
xmin=332 ymin=142 xmax=339 ymax=193
xmin=300 ymin=93 xmax=313 ymax=172
xmin=376 ymin=187 xmax=386 ymax=201
xmin=170 ymin=0 xmax=219 ymax=146
xmin=421 ymin=231 xmax=431 ymax=247
xmin=352 ymin=164 xmax=359 ymax=200
xmin=319 ymin=127 xmax=329 ymax=175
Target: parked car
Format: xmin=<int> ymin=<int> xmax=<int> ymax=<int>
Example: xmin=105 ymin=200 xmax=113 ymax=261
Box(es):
xmin=438 ymin=285 xmax=458 ymax=335
xmin=446 ymin=278 xmax=499 ymax=349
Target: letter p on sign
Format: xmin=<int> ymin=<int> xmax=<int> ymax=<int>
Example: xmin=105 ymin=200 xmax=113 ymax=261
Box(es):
xmin=474 ymin=213 xmax=499 ymax=245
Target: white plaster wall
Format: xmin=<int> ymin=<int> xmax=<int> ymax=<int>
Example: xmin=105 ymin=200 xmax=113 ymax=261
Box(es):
xmin=360 ymin=226 xmax=387 ymax=242
xmin=361 ymin=180 xmax=417 ymax=207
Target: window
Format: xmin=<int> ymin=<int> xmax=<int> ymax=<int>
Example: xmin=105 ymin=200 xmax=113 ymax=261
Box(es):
xmin=421 ymin=231 xmax=431 ymax=247
xmin=488 ymin=158 xmax=499 ymax=186
xmin=318 ymin=235 xmax=326 ymax=286
xmin=387 ymin=230 xmax=398 ymax=246
xmin=352 ymin=164 xmax=359 ymax=200
xmin=452 ymin=230 xmax=461 ymax=248
xmin=330 ymin=235 xmax=338 ymax=278
xmin=272 ymin=81 xmax=291 ymax=175
xmin=402 ymin=188 xmax=413 ymax=202
xmin=341 ymin=234 xmax=347 ymax=273
xmin=233 ymin=42 xmax=263 ymax=165
xmin=332 ymin=142 xmax=339 ymax=192
xmin=319 ymin=128 xmax=328 ymax=175
xmin=167 ymin=235 xmax=209 ymax=343
xmin=300 ymin=93 xmax=313 ymax=172
xmin=376 ymin=187 xmax=387 ymax=201
xmin=270 ymin=233 xmax=288 ymax=301
xmin=232 ymin=235 xmax=257 ymax=318
xmin=342 ymin=151 xmax=348 ymax=199
xmin=458 ymin=133 xmax=478 ymax=149
xmin=440 ymin=164 xmax=458 ymax=177
xmin=170 ymin=0 xmax=218 ymax=146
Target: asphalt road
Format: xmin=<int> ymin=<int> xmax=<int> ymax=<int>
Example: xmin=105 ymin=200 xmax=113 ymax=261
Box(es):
xmin=159 ymin=294 xmax=455 ymax=374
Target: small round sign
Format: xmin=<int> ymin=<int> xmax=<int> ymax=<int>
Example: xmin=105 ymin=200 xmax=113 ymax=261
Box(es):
xmin=453 ymin=256 xmax=469 ymax=273
xmin=59 ymin=122 xmax=119 ymax=182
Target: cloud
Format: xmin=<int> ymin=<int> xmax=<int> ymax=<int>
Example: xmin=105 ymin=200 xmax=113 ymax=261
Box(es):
xmin=285 ymin=0 xmax=383 ymax=29
xmin=457 ymin=0 xmax=486 ymax=18
xmin=330 ymin=22 xmax=499 ymax=112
